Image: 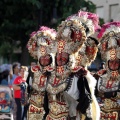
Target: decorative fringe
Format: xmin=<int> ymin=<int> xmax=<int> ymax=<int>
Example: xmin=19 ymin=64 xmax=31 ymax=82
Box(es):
xmin=85 ymin=72 xmax=100 ymax=120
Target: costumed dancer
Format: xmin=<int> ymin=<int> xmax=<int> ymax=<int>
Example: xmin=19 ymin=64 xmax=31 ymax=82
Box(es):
xmin=27 ymin=26 xmax=57 ymax=120
xmin=95 ymin=22 xmax=120 ymax=119
xmin=59 ymin=11 xmax=101 ymax=120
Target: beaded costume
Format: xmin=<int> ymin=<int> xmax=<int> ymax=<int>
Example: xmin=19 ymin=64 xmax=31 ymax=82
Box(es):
xmin=63 ymin=11 xmax=100 ymax=120
xmin=27 ymin=10 xmax=100 ymax=120
xmin=95 ymin=22 xmax=120 ymax=120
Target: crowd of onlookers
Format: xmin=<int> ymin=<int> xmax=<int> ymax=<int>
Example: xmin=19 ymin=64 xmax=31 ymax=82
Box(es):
xmin=0 ymin=62 xmax=36 ymax=120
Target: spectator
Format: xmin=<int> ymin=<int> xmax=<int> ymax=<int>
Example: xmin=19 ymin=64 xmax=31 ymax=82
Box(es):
xmin=9 ymin=63 xmax=20 ymax=86
xmin=12 ymin=66 xmax=28 ymax=120
xmin=0 ymin=64 xmax=11 ymax=85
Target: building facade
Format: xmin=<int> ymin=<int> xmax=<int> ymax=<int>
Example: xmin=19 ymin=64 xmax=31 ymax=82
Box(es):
xmin=90 ymin=0 xmax=120 ymax=22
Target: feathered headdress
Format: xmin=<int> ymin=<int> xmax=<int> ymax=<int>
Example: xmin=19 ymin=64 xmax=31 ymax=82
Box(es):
xmin=78 ymin=10 xmax=100 ymax=36
xmin=66 ymin=10 xmax=100 ymax=37
xmin=27 ymin=26 xmax=56 ymax=59
xmin=97 ymin=22 xmax=120 ymax=61
xmin=97 ymin=22 xmax=120 ymax=39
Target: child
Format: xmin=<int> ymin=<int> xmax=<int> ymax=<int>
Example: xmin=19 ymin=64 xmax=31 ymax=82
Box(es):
xmin=0 ymin=91 xmax=10 ymax=112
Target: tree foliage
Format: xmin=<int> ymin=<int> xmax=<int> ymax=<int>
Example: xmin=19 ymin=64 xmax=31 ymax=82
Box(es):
xmin=0 ymin=0 xmax=96 ymax=65
xmin=0 ymin=0 xmax=40 ymax=44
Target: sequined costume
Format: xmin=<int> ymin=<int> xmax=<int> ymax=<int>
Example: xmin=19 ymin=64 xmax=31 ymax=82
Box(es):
xmin=95 ymin=22 xmax=120 ymax=120
xmin=27 ymin=27 xmax=58 ymax=120
xmin=62 ymin=11 xmax=100 ymax=120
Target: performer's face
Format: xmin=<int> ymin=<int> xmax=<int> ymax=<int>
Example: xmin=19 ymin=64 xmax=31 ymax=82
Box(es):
xmin=39 ymin=54 xmax=52 ymax=67
xmin=56 ymin=52 xmax=69 ymax=66
xmin=108 ymin=59 xmax=120 ymax=71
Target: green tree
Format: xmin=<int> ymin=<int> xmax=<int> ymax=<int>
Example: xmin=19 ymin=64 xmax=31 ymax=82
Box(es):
xmin=0 ymin=0 xmax=96 ymax=65
xmin=0 ymin=0 xmax=41 ymax=64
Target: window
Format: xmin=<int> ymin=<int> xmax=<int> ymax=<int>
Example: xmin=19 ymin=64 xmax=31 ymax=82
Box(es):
xmin=96 ymin=6 xmax=104 ymax=18
xmin=110 ymin=4 xmax=119 ymax=21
